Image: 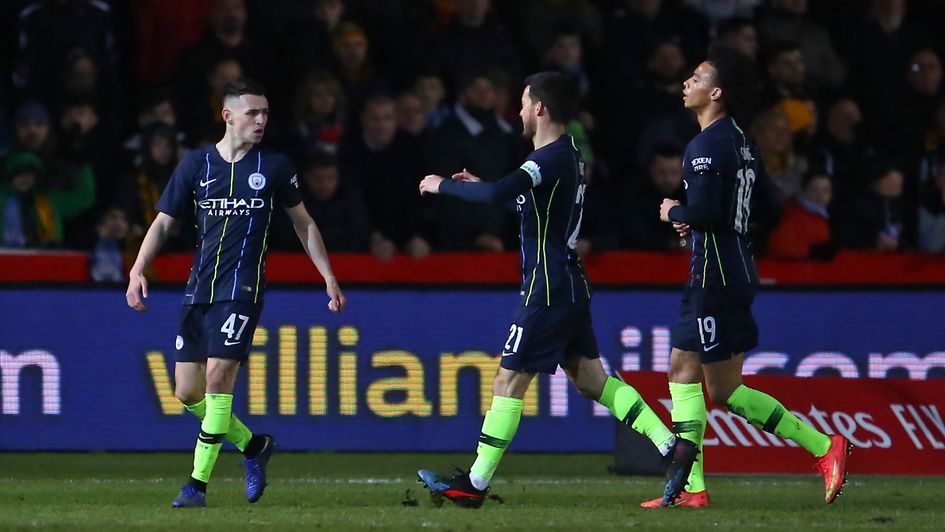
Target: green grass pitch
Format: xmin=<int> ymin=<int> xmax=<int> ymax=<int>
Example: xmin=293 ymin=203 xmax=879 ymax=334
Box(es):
xmin=1 ymin=453 xmax=942 ymax=530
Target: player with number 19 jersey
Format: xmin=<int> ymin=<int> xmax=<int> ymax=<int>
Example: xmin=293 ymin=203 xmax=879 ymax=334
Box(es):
xmin=667 ymin=117 xmax=761 ymax=361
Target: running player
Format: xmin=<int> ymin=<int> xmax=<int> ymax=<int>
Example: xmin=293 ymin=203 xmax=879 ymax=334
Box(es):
xmin=125 ymin=78 xmax=346 ymax=508
xmin=642 ymin=50 xmax=851 ymax=508
xmin=416 ymin=72 xmax=692 ymax=508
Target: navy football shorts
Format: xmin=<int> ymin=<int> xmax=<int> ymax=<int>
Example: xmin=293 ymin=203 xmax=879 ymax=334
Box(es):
xmin=175 ymin=301 xmax=262 ymax=363
xmin=672 ymin=283 xmax=759 ymax=363
xmin=499 ymin=300 xmax=600 ymax=374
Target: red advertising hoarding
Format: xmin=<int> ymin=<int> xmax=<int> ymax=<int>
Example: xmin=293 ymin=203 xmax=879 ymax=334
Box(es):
xmin=617 ymin=371 xmax=945 ymax=475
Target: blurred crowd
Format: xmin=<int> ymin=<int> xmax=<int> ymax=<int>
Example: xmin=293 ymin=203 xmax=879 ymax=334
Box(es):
xmin=1 ymin=0 xmax=944 ymax=281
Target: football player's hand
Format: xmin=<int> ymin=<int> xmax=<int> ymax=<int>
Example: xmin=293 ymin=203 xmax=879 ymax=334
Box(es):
xmin=660 ymin=198 xmax=680 ymax=222
xmin=673 ymin=222 xmax=690 ymax=237
xmin=126 ymin=269 xmax=149 ymax=311
xmin=419 ymin=174 xmax=444 ymax=195
xmin=326 ymin=277 xmax=346 ymax=313
xmin=451 ymin=168 xmax=481 ymax=182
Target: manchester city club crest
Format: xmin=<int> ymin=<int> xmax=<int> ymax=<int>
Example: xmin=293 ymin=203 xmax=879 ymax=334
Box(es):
xmin=248 ymin=172 xmax=267 ymax=190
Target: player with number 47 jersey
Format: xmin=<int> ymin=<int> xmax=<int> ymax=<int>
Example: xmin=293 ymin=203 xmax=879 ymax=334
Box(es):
xmin=415 ymin=72 xmax=687 ymax=510
xmin=125 ymin=78 xmax=345 ymax=509
xmin=649 ymin=50 xmax=851 ymax=509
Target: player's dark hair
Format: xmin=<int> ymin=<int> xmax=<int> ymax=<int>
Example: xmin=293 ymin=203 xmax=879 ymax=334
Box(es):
xmin=223 ymin=78 xmax=266 ymax=100
xmin=706 ymin=47 xmax=759 ymax=125
xmin=524 ymin=71 xmax=579 ymax=124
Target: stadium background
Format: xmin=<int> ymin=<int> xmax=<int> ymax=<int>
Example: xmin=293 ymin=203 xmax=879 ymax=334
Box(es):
xmin=1 ymin=1 xmax=944 ymax=524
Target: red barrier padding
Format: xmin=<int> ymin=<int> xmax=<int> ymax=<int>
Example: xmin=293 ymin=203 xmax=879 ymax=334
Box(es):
xmin=617 ymin=370 xmax=945 ymax=475
xmin=0 ymin=250 xmax=89 ymax=282
xmin=2 ymin=250 xmax=944 ymax=284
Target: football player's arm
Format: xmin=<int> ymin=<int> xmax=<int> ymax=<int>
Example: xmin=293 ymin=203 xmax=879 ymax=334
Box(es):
xmin=667 ymin=171 xmax=723 ymax=227
xmin=126 ymin=212 xmax=178 ymax=311
xmin=422 ymin=168 xmax=533 ymax=204
xmin=285 ymin=202 xmax=345 ymax=313
xmin=127 ymin=154 xmax=195 ymax=311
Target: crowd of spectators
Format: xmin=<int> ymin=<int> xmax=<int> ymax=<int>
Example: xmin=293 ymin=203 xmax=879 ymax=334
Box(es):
xmin=2 ymin=0 xmax=945 ymax=280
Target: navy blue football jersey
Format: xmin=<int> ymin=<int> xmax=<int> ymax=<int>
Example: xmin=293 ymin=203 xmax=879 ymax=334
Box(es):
xmin=156 ymin=145 xmax=301 ymax=304
xmin=439 ymin=134 xmax=591 ymax=305
xmin=668 ymin=117 xmax=760 ymax=287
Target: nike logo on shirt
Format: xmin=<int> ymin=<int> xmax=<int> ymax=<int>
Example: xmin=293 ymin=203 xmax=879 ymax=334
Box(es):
xmin=199 ymin=178 xmax=217 ymax=187
xmin=703 ymin=343 xmax=720 ymax=352
xmin=224 ymin=339 xmax=241 ymax=346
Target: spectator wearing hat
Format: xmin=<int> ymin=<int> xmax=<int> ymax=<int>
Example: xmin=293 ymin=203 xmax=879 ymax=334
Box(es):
xmin=330 ymin=22 xmax=390 ymax=117
xmin=0 ymin=151 xmax=94 ymax=248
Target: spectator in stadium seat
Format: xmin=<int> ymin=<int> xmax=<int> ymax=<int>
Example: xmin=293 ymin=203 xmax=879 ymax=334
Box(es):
xmin=395 ymin=92 xmax=428 ymax=138
xmin=90 ymin=207 xmax=129 ymax=282
xmin=845 ymin=0 xmax=931 ymax=153
xmin=918 ymin=161 xmax=945 ymax=252
xmin=607 ymin=38 xmax=689 ymax=178
xmin=837 ymin=160 xmax=908 ymax=251
xmin=288 ymin=71 xmax=347 ymax=158
xmin=807 ymin=97 xmax=872 ymax=203
xmin=117 ymin=123 xmax=193 ymax=254
xmin=429 ymin=0 xmax=523 ymax=92
xmin=177 ymin=55 xmax=244 ymax=147
xmin=423 ymin=73 xmax=516 ymax=252
xmin=329 ymin=22 xmax=390 ymax=117
xmin=682 ymin=0 xmax=760 ymax=32
xmin=413 ymin=72 xmax=451 ymax=130
xmin=337 ymin=96 xmax=431 ymax=259
xmin=268 ymin=151 xmax=371 ymax=254
xmin=887 ymin=48 xmax=944 ymax=158
xmin=713 ymin=17 xmax=759 ymax=62
xmin=542 ymin=26 xmax=592 ymax=99
xmin=616 ymin=144 xmax=687 ymax=251
xmin=0 ymin=151 xmax=94 ymax=248
xmin=176 ymin=0 xmax=274 ymax=98
xmin=12 ymin=0 xmax=119 ymax=107
xmin=751 ymin=107 xmax=807 ymax=202
xmin=756 ymin=0 xmax=846 ymax=91
xmin=603 ymin=0 xmax=708 ymax=91
xmin=762 ymin=41 xmax=815 ymax=106
xmin=767 ymin=172 xmax=834 ymax=260
xmin=122 ymin=88 xmax=183 ymax=163
xmin=12 ymin=100 xmax=98 ymax=201
xmin=283 ymin=0 xmax=347 ymax=78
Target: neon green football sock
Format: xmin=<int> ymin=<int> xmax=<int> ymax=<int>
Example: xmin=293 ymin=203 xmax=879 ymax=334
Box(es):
xmin=726 ymin=384 xmax=831 ymax=457
xmin=469 ymin=396 xmax=523 ymax=488
xmin=670 ymin=381 xmax=706 ymax=493
xmin=191 ymin=393 xmax=233 ymax=483
xmin=184 ymin=397 xmax=253 ymax=452
xmin=599 ymin=377 xmax=675 ymax=455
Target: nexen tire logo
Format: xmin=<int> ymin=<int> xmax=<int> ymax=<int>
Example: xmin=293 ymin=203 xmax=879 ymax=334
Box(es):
xmin=198 ymin=197 xmax=266 ymax=216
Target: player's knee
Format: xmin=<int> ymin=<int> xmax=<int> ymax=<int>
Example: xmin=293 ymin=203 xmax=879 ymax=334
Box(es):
xmin=175 ymin=389 xmax=202 ymax=405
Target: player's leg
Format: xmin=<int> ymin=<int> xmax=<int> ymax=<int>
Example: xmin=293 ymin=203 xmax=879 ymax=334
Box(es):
xmin=174 ymin=361 xmax=258 ymax=454
xmin=564 ymin=355 xmax=675 ymax=456
xmin=188 ymin=357 xmax=240 ymax=487
xmin=418 ymin=367 xmax=534 ymax=508
xmin=469 ymin=368 xmax=534 ymax=489
xmin=702 ymin=355 xmax=850 ymax=503
xmin=655 ymin=348 xmax=707 ymax=507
